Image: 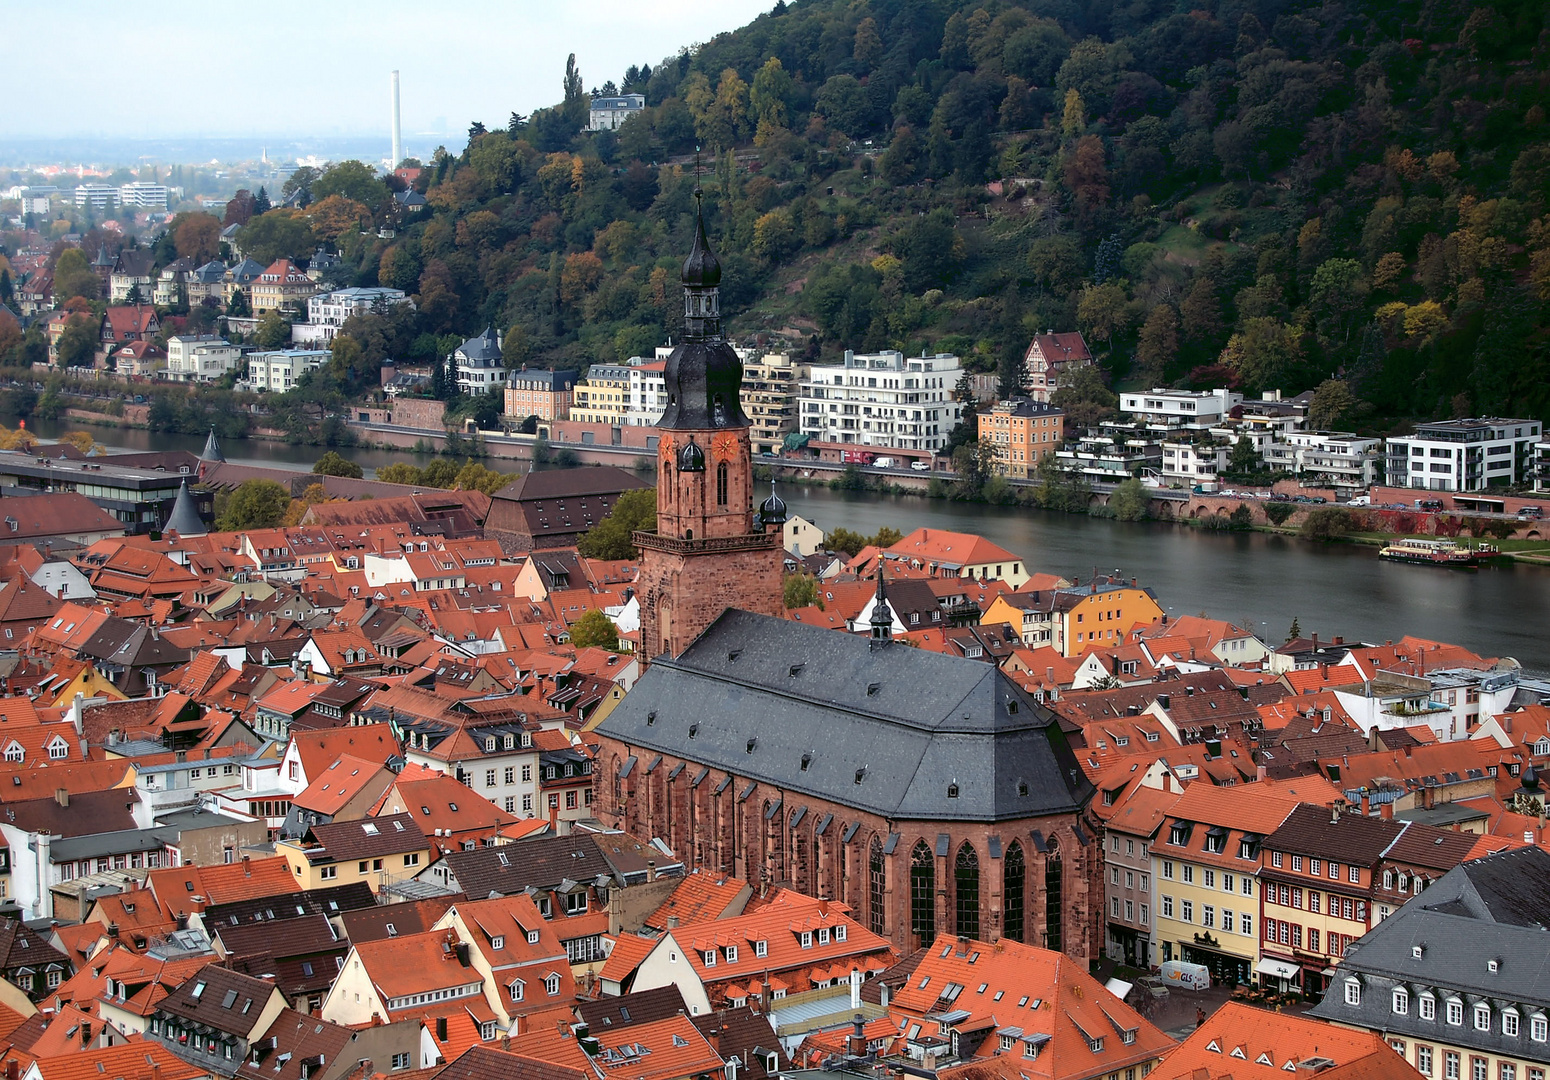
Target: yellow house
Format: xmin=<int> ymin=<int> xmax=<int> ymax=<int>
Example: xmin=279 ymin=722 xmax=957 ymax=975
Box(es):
xmin=1153 ymin=782 xmax=1304 ymax=986
xmin=276 ymin=811 xmax=431 ymax=895
xmin=885 ymin=528 xmax=1032 ymax=587
xmin=36 ymin=661 xmax=128 ymax=708
xmin=981 ymin=592 xmax=1058 ymax=647
xmin=1055 ymin=579 xmax=1163 ymax=656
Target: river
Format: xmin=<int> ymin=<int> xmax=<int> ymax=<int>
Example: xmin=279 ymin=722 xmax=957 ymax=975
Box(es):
xmin=12 ymin=417 xmax=1550 ymax=671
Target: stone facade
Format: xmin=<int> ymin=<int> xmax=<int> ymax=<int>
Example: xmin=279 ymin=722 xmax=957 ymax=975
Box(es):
xmin=593 ymin=752 xmax=1099 ymax=963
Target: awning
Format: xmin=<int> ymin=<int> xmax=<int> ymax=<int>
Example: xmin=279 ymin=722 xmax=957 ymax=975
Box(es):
xmin=1256 ymin=959 xmax=1299 ymax=979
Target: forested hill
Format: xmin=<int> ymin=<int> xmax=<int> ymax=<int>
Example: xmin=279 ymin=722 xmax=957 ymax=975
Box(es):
xmin=341 ymin=0 xmax=1549 ymax=430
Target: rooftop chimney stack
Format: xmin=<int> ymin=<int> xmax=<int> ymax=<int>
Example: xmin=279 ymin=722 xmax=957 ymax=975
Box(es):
xmin=391 ymin=71 xmax=403 ymax=170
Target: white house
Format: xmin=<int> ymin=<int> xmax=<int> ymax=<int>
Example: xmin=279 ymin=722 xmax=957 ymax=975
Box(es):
xmin=783 ymin=514 xmax=826 ymax=558
xmin=1261 ymin=430 xmax=1382 ymax=489
xmin=245 ymin=349 xmax=329 ymax=392
xmin=302 ymin=287 xmax=412 ymax=343
xmin=1159 ymin=439 xmax=1230 ymax=487
xmin=589 ymin=94 xmax=645 ymax=131
xmin=453 ymin=328 xmax=509 ymax=396
xmin=164 ymin=335 xmax=243 ymax=384
xmin=1121 ymin=387 xmax=1243 ymax=430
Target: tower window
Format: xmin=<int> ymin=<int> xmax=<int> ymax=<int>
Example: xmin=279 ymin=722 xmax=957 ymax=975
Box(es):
xmin=716 ymin=461 xmax=728 ymax=505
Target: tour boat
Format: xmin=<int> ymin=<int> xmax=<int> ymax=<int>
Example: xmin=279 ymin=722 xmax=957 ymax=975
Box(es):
xmin=1378 ymin=537 xmax=1498 ymax=568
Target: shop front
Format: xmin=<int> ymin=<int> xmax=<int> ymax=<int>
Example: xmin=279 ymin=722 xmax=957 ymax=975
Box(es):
xmin=1254 ymin=957 xmax=1301 ymax=993
xmin=1107 ymin=922 xmax=1149 ymax=968
xmin=1181 ymin=933 xmax=1250 ymax=987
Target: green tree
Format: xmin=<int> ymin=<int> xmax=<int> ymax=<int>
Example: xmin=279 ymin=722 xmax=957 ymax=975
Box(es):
xmin=55 ymin=318 xmax=99 ymax=367
xmin=1050 ymin=362 xmax=1118 ymax=428
xmin=562 ymin=54 xmax=587 ymax=130
xmin=236 ymin=208 xmax=313 ymax=265
xmin=783 ymin=573 xmax=819 ymax=609
xmin=1265 ymin=501 xmax=1295 ymax=526
xmin=217 ymin=479 xmax=291 ymax=530
xmin=1221 ymin=318 xmax=1304 ymax=393
xmin=377 ymin=463 xmax=423 ymax=486
xmin=1134 ymin=304 xmax=1179 ymax=383
xmin=569 ymin=608 xmax=619 ymax=650
xmin=312 ymin=451 xmax=363 ymax=478
xmin=1223 ymin=436 xmax=1265 ymax=483
xmin=576 ymin=488 xmax=657 ymax=559
xmin=1229 ymin=503 xmax=1254 ymax=530
xmin=1109 ymin=477 xmax=1150 ymax=521
xmin=53 ymin=249 xmax=99 ymax=302
xmin=1307 ymin=379 xmax=1356 ymax=431
xmin=254 ymin=311 xmax=291 ymax=349
xmin=750 ymin=57 xmax=794 ymax=130
xmin=1286 ymin=616 xmax=1301 ymax=641
xmin=1299 ymin=507 xmax=1355 ymax=542
xmin=310 ymin=160 xmax=386 ymax=208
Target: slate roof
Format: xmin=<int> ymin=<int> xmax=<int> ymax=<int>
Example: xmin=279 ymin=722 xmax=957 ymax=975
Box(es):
xmin=595 ymin=609 xmax=1093 ymax=821
xmin=490 ymin=465 xmax=649 ymax=503
xmin=1309 ymin=846 xmax=1550 ymax=1048
xmin=154 ymin=963 xmax=276 ymax=1033
xmin=456 ymin=327 xmax=501 ymax=361
xmin=201 ymin=883 xmax=375 ymax=927
xmin=302 ymin=812 xmax=427 ymax=863
xmin=576 ymin=985 xmax=689 ymax=1032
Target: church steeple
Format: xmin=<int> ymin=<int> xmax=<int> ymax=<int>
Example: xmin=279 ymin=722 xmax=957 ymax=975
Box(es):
xmin=634 ymin=188 xmax=782 ymax=662
xmin=870 ymin=564 xmax=895 ymax=646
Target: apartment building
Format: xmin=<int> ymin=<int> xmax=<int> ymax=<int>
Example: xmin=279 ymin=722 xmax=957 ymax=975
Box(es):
xmin=164 ymin=335 xmax=243 ymax=383
xmin=984 ymin=399 xmax=1065 ymax=479
xmin=1154 ymin=782 xmax=1305 ymax=985
xmin=503 ymin=369 xmax=578 ymax=422
xmin=626 ymin=361 xmax=666 ymax=426
xmin=1160 ymin=439 xmax=1230 ymax=487
xmin=250 ymin=259 xmax=320 ymax=315
xmin=798 ymin=349 xmax=963 ymax=454
xmin=570 ymin=362 xmax=632 ymax=425
xmin=1262 ymin=431 xmax=1382 ymax=489
xmin=741 ymin=351 xmax=806 ymax=456
xmin=1102 ymin=781 xmax=1179 ymax=968
xmin=247 ymin=349 xmax=329 ymax=392
xmin=1387 ymin=418 xmax=1543 ymax=492
xmin=304 ymin=287 xmax=411 ymax=342
xmin=1257 ymin=805 xmax=1478 ymax=999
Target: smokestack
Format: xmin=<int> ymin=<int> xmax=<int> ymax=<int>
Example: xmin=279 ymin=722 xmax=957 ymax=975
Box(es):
xmin=391 ymin=70 xmax=403 ymax=170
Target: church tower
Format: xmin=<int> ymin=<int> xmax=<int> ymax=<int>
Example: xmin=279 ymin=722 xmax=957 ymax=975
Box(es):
xmin=634 ymin=191 xmax=783 ymax=660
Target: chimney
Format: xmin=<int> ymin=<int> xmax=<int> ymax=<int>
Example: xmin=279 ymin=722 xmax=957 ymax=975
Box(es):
xmin=54 ymin=789 xmax=68 ymax=808
xmin=1256 ymin=765 xmax=1267 ymax=781
xmin=436 ymin=1017 xmax=448 ymax=1043
xmin=455 ymin=942 xmax=471 ymax=967
xmin=243 ymin=855 xmax=251 ymax=876
xmin=849 ymin=1012 xmax=867 ymax=1057
xmin=646 ymin=859 xmax=656 ymax=882
xmin=1312 ymin=632 xmax=1319 ymax=651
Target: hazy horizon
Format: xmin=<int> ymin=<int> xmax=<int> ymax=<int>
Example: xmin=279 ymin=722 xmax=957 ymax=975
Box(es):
xmin=5 ymin=0 xmax=774 ymax=144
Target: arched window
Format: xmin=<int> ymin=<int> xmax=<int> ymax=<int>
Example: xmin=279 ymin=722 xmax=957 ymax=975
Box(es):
xmin=869 ymin=838 xmax=886 ymax=936
xmin=716 ymin=461 xmax=729 ymax=505
xmin=1004 ymin=842 xmax=1026 ymax=943
xmin=955 ymin=843 xmax=980 ymax=939
xmin=1044 ymin=843 xmax=1063 ymax=952
xmin=910 ymin=841 xmax=935 ymax=948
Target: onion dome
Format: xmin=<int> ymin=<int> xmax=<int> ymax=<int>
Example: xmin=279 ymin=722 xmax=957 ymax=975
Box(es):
xmin=757 ymin=481 xmax=788 ymax=529
xmin=677 ymin=437 xmax=706 ymax=473
xmin=681 ymin=192 xmax=722 ymax=288
xmin=1523 ymin=762 xmax=1540 ymax=791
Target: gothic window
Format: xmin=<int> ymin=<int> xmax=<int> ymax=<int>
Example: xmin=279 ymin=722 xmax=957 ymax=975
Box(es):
xmin=1004 ymin=841 xmax=1026 ymax=943
xmin=910 ymin=841 xmax=935 ymax=948
xmin=869 ymin=838 xmax=886 ymax=936
xmin=716 ymin=461 xmax=729 ymax=506
xmin=1044 ymin=844 xmax=1063 ymax=952
xmin=955 ymin=843 xmax=980 ymax=939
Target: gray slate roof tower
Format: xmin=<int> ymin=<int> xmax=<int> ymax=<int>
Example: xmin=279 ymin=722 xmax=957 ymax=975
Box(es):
xmin=163 ymin=479 xmax=206 ymax=537
xmin=200 ymin=426 xmax=224 ymax=463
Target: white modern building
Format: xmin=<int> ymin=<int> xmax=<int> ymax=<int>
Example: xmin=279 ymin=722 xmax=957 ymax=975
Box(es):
xmin=589 ymin=94 xmax=645 ymax=131
xmin=1120 ymin=387 xmax=1244 ymax=430
xmin=246 ymin=349 xmax=329 ymax=392
xmin=303 ymin=287 xmax=411 ymax=343
xmin=118 ymin=182 xmax=172 ymax=209
xmin=1386 ymin=417 xmax=1543 ymax=492
xmin=798 ymin=349 xmax=963 ymax=454
xmin=1535 ymin=441 xmax=1550 ymax=495
xmin=626 ymin=360 xmax=667 ymax=426
xmin=1159 ymin=439 xmax=1230 ymax=487
xmin=452 ymin=327 xmax=509 ymax=396
xmin=1263 ymin=431 xmax=1382 ymax=489
xmin=73 ymin=184 xmax=119 ymax=210
xmin=164 ymin=335 xmax=243 ymax=384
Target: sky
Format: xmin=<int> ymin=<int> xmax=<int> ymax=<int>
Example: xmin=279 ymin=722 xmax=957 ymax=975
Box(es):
xmin=7 ymin=0 xmax=775 ymax=141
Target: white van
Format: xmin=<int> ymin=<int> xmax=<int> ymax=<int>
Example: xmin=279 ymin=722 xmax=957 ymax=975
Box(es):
xmin=1159 ymin=960 xmax=1211 ymax=991
xmin=911 ymin=461 xmax=931 ymax=472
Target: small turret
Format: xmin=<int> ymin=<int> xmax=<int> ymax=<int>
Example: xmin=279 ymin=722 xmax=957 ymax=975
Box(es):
xmin=164 ymin=479 xmax=207 ymax=538
xmin=757 ymin=480 xmax=788 ymax=531
xmin=869 ymin=565 xmax=894 ymax=647
xmin=200 ymin=426 xmax=225 ymax=463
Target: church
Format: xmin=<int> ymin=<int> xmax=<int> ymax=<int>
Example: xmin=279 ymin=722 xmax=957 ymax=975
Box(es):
xmin=591 ymin=192 xmax=1101 ymax=963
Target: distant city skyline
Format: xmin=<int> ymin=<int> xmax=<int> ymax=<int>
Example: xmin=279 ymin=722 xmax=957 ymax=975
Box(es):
xmin=7 ymin=0 xmax=774 ymax=143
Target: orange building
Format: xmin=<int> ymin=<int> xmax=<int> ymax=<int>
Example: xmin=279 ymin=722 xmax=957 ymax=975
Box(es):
xmin=984 ymin=398 xmax=1065 ymax=479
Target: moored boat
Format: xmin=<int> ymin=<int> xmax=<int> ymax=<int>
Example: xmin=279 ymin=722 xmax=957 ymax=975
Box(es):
xmin=1378 ymin=536 xmax=1498 ymax=567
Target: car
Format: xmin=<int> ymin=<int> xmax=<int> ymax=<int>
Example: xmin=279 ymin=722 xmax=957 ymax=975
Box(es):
xmin=911 ymin=461 xmax=931 ymax=472
xmin=1519 ymin=505 xmax=1543 ymax=519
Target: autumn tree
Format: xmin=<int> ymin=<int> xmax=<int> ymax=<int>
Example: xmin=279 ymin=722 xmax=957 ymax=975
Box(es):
xmin=1135 ymin=304 xmax=1179 ymax=383
xmin=173 ymin=213 xmax=222 ymax=263
xmin=217 ymin=479 xmax=291 ymax=530
xmin=312 ymin=451 xmax=363 ymax=478
xmin=53 ymin=249 xmax=98 ymax=302
xmin=577 ymin=488 xmax=657 ymax=559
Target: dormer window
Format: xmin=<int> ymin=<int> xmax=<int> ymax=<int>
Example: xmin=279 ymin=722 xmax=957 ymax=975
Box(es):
xmin=800 ymin=931 xmax=812 ymax=948
xmin=754 ymin=940 xmax=767 ymax=958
